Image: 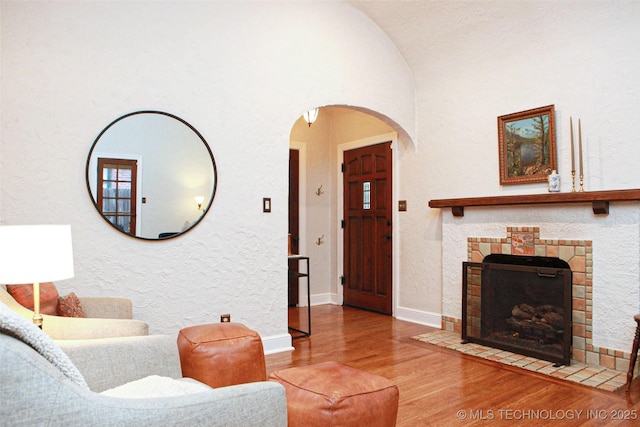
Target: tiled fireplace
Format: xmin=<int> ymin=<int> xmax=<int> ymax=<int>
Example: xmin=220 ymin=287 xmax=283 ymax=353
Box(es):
xmin=442 ymin=226 xmax=631 ymax=372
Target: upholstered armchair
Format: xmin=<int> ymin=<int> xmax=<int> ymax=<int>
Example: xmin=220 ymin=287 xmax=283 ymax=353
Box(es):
xmin=0 ymin=304 xmax=287 ymax=426
xmin=0 ymin=284 xmax=148 ymax=339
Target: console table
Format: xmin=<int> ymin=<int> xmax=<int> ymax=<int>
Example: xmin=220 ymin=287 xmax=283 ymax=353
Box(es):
xmin=287 ymin=255 xmax=311 ymax=337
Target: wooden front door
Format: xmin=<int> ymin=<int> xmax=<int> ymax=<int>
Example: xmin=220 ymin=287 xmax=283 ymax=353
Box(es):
xmin=343 ymin=142 xmax=392 ymax=314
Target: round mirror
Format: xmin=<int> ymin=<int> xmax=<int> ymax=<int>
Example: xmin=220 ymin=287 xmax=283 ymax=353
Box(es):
xmin=86 ymin=111 xmax=217 ymax=240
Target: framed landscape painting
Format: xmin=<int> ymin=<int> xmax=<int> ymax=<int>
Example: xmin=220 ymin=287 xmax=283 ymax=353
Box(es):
xmin=498 ymin=105 xmax=556 ymax=185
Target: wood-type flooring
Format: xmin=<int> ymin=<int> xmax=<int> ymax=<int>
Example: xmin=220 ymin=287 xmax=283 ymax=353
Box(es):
xmin=266 ymin=305 xmax=640 ymax=426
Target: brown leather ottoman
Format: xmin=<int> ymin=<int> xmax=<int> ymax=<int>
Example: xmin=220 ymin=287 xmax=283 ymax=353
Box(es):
xmin=177 ymin=323 xmax=266 ymax=388
xmin=269 ymin=361 xmax=399 ymax=427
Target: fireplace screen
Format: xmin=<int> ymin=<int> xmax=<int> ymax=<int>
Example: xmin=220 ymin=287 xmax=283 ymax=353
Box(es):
xmin=462 ymin=254 xmax=572 ymax=366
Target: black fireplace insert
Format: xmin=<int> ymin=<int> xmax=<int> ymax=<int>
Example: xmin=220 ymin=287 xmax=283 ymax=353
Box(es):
xmin=462 ymin=254 xmax=572 ymax=366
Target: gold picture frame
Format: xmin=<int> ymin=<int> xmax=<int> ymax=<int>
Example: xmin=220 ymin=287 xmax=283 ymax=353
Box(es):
xmin=498 ymin=105 xmax=556 ymax=185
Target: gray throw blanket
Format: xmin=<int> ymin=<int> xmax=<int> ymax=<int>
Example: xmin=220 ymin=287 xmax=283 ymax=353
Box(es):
xmin=0 ymin=302 xmax=88 ymax=389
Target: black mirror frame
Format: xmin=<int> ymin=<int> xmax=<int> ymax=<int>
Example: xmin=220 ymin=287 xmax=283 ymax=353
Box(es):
xmin=85 ymin=110 xmax=218 ymax=241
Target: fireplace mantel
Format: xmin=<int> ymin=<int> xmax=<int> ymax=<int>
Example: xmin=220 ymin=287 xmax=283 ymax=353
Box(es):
xmin=429 ymin=189 xmax=640 ymax=217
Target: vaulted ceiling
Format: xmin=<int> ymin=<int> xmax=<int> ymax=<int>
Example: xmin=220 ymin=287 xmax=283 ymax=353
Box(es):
xmin=348 ymin=1 xmax=494 ymax=67
xmin=347 ymin=1 xmax=554 ymax=76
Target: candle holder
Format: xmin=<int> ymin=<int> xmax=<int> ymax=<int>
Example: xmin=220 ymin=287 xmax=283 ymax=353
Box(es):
xmin=571 ymin=170 xmax=576 ymax=192
xmin=579 ymin=174 xmax=584 ymax=192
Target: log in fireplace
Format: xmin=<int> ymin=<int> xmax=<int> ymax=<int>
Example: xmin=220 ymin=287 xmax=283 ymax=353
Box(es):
xmin=462 ymin=254 xmax=572 ymax=366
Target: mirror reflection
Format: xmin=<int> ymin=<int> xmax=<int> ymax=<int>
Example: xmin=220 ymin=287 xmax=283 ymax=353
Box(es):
xmin=86 ymin=111 xmax=217 ymax=240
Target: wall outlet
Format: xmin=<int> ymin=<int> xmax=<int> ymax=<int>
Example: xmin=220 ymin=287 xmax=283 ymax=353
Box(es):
xmin=220 ymin=313 xmax=231 ymax=323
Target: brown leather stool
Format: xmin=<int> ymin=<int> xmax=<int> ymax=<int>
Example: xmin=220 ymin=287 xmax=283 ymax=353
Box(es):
xmin=178 ymin=323 xmax=266 ymax=388
xmin=269 ymin=361 xmax=399 ymax=427
xmin=626 ymin=313 xmax=640 ymax=392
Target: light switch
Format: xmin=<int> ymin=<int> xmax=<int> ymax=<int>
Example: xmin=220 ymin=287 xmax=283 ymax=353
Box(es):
xmin=263 ymin=197 xmax=271 ymax=213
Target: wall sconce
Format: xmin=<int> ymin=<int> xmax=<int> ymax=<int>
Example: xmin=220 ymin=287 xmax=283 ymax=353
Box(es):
xmin=302 ymin=108 xmax=319 ymax=127
xmin=194 ymin=196 xmax=205 ymax=210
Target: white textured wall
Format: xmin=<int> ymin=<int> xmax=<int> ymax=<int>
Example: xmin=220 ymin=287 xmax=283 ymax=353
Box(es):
xmin=0 ymin=1 xmax=415 ymax=348
xmin=418 ymin=1 xmax=640 ymax=200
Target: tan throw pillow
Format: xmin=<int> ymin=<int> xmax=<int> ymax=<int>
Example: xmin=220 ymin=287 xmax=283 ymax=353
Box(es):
xmin=58 ymin=293 xmax=87 ymax=318
xmin=6 ymin=282 xmax=60 ymax=315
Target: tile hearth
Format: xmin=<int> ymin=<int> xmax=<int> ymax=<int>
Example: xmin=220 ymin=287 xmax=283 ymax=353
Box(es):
xmin=413 ymin=330 xmax=626 ymax=392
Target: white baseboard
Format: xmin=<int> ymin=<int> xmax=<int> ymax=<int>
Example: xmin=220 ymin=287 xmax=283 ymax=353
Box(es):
xmin=306 ymin=294 xmax=442 ymax=328
xmin=394 ymin=306 xmax=441 ymax=328
xmin=262 ymin=333 xmax=294 ymax=355
xmin=310 ymin=293 xmax=337 ymax=306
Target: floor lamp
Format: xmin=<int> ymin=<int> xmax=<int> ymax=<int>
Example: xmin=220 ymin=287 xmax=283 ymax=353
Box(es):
xmin=0 ymin=225 xmax=75 ymax=328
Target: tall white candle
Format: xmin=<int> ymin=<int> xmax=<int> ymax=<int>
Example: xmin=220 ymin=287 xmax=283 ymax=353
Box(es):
xmin=578 ymin=119 xmax=583 ymax=176
xmin=570 ymin=116 xmax=575 ymax=171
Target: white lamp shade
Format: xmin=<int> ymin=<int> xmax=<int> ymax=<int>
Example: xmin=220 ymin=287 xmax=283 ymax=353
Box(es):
xmin=0 ymin=225 xmax=75 ymax=284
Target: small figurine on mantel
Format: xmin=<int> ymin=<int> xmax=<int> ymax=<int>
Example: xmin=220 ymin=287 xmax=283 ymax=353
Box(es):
xmin=548 ymin=170 xmax=560 ymax=192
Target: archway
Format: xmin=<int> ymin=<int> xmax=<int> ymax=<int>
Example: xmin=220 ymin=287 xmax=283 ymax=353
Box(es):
xmin=288 ymin=106 xmax=411 ymax=325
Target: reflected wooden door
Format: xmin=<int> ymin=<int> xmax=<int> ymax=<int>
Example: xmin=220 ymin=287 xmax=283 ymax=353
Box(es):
xmin=97 ymin=158 xmax=137 ymax=236
xmin=343 ymin=142 xmax=392 ymax=314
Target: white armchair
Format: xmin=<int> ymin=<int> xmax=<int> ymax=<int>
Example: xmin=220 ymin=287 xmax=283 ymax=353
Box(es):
xmin=0 ymin=284 xmax=148 ymax=339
